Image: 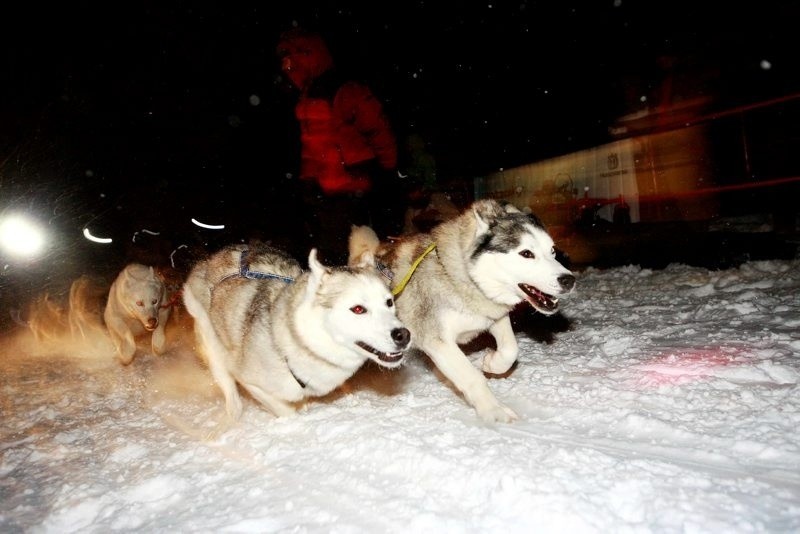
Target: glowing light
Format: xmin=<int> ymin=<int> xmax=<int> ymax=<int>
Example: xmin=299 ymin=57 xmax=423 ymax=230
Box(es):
xmin=132 ymin=228 xmax=161 ymax=242
xmin=83 ymin=228 xmax=113 ymax=244
xmin=191 ymin=218 xmax=225 ymax=230
xmin=635 ymin=347 xmax=741 ymax=388
xmin=170 ymin=244 xmax=188 ymax=268
xmin=0 ymin=214 xmax=47 ymax=258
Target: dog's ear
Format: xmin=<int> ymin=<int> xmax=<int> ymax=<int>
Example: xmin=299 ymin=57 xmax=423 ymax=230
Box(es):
xmin=472 ymin=204 xmax=492 ymax=238
xmin=148 ymin=266 xmax=161 ymax=283
xmin=308 ymin=248 xmax=327 ymax=277
xmin=348 ymin=224 xmax=380 ymax=268
xmin=305 ymin=248 xmax=329 ymax=300
xmin=472 ymin=199 xmax=512 ymax=238
xmin=351 ymin=249 xmax=375 ymax=270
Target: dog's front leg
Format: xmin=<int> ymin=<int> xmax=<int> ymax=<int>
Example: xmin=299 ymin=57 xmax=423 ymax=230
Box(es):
xmin=151 ymin=307 xmax=170 ymax=355
xmin=107 ymin=319 xmax=137 ymax=364
xmin=481 ymin=315 xmax=519 ymax=375
xmin=151 ymin=324 xmax=167 ymax=355
xmin=425 ymin=338 xmax=518 ymax=423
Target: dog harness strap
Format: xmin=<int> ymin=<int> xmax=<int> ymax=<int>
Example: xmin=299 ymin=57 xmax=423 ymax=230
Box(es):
xmin=239 ymin=248 xmax=295 ymax=283
xmin=376 ymin=261 xmax=395 ymax=282
xmin=391 ymin=242 xmax=437 ymax=297
xmin=160 ymin=288 xmax=183 ymax=309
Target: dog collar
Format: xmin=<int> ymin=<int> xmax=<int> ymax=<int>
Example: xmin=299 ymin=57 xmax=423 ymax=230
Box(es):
xmin=160 ymin=290 xmax=183 ymax=309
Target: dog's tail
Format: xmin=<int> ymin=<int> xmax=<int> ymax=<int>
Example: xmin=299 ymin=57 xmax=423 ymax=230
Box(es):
xmin=348 ymin=225 xmax=380 ymax=268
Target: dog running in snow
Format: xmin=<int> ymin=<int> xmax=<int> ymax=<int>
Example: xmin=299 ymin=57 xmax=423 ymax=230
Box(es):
xmin=104 ymin=263 xmax=172 ymax=364
xmin=349 ymin=199 xmax=575 ymax=423
xmin=182 ymin=242 xmax=411 ymax=420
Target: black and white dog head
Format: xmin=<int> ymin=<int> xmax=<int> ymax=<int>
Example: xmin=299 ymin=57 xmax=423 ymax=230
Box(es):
xmin=469 ymin=201 xmax=575 ymax=314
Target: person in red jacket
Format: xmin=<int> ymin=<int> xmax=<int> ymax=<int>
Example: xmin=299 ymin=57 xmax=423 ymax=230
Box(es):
xmin=276 ymin=27 xmax=402 ymax=264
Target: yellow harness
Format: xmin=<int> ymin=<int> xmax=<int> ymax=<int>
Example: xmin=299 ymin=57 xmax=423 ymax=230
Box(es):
xmin=391 ymin=242 xmax=437 ymax=297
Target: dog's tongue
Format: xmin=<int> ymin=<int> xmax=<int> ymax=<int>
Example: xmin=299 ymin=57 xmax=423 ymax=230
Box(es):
xmin=519 ymin=283 xmax=559 ymax=313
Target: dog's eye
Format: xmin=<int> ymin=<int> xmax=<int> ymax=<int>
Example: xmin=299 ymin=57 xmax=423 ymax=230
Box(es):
xmin=551 ymin=246 xmax=556 ymax=256
xmin=151 ymin=299 xmax=158 ymax=305
xmin=519 ymin=250 xmax=535 ymax=259
xmin=350 ymin=305 xmax=367 ymax=315
xmin=386 ymin=298 xmax=394 ymax=308
xmin=136 ymin=300 xmax=144 ymax=307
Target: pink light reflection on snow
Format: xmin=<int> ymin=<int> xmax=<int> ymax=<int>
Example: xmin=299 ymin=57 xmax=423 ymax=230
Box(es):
xmin=634 ymin=346 xmax=748 ymax=388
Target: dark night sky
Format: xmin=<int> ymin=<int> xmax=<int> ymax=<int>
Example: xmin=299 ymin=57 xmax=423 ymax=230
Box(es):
xmin=1 ymin=1 xmax=799 ymax=251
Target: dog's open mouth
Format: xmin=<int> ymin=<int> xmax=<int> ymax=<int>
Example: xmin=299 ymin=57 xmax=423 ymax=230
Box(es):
xmin=519 ymin=283 xmax=559 ymax=314
xmin=356 ymin=341 xmax=404 ymax=364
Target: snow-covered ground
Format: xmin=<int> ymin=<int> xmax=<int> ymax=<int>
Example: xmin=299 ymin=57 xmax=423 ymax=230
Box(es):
xmin=2 ymin=258 xmax=799 ymax=533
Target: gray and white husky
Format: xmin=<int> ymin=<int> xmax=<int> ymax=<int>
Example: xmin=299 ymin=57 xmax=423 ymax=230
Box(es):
xmin=182 ymin=242 xmax=410 ymax=420
xmin=104 ymin=263 xmax=171 ymax=364
xmin=349 ymin=199 xmax=575 ymax=423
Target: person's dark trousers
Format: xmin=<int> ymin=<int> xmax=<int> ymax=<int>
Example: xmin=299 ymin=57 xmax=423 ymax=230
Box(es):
xmin=308 ymin=192 xmax=370 ymax=266
xmin=370 ymin=178 xmax=406 ymax=240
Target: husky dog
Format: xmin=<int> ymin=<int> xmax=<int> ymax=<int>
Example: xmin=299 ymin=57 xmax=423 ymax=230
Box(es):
xmin=349 ymin=199 xmax=576 ymax=423
xmin=181 ymin=242 xmax=410 ymax=420
xmin=104 ymin=263 xmax=171 ymax=364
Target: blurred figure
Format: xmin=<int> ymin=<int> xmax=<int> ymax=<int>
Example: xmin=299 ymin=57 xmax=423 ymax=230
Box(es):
xmin=400 ymin=133 xmax=461 ymax=234
xmin=403 ymin=133 xmax=438 ymax=193
xmin=403 ymin=188 xmax=461 ymax=234
xmin=276 ymin=27 xmax=402 ymax=264
xmin=401 ymin=133 xmax=435 ymax=233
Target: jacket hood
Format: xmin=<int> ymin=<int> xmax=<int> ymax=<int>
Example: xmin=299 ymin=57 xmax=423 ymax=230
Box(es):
xmin=276 ymin=28 xmax=335 ymax=91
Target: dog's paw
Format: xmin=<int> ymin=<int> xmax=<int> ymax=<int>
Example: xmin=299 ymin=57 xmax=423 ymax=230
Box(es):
xmin=225 ymin=395 xmax=244 ymax=422
xmin=481 ymin=349 xmax=516 ymax=375
xmin=117 ymin=350 xmax=135 ymax=366
xmin=151 ymin=334 xmax=167 ymax=355
xmin=476 ymin=402 xmax=518 ymax=423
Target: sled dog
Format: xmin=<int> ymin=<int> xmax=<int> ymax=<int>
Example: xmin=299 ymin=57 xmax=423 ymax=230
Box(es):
xmin=182 ymin=242 xmax=410 ymax=420
xmin=349 ymin=199 xmax=575 ymax=423
xmin=104 ymin=263 xmax=171 ymax=364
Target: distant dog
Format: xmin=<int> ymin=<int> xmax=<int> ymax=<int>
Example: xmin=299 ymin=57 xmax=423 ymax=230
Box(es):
xmin=104 ymin=263 xmax=171 ymax=364
xmin=68 ymin=275 xmax=108 ymax=340
xmin=182 ymin=242 xmax=410 ymax=420
xmin=349 ymin=199 xmax=576 ymax=423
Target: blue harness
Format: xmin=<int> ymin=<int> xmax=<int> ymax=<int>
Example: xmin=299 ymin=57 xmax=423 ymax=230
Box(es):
xmin=218 ymin=247 xmax=296 ymax=284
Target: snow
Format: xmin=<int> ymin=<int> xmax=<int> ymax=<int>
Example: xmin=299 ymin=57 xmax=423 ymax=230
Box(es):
xmin=2 ymin=258 xmax=800 ymax=533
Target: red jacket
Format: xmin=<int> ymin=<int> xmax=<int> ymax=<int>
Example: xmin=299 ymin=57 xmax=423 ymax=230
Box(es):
xmin=278 ymin=29 xmax=397 ymax=194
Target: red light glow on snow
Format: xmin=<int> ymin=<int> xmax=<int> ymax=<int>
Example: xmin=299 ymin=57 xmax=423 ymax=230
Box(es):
xmin=634 ymin=346 xmax=747 ymax=388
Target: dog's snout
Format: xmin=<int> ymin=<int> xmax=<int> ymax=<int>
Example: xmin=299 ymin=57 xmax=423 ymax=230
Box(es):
xmin=146 ymin=317 xmax=158 ymax=329
xmin=392 ymin=327 xmax=411 ymax=349
xmin=558 ymin=274 xmax=576 ymax=292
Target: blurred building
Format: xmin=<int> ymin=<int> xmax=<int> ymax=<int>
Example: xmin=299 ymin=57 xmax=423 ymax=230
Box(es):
xmin=476 ymin=94 xmax=800 ymax=266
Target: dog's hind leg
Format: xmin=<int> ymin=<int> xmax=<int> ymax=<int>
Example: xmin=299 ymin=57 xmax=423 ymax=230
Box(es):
xmin=204 ymin=343 xmax=243 ymax=421
xmin=239 ymin=383 xmax=297 ymax=418
xmin=481 ymin=315 xmax=519 ymax=375
xmin=182 ymin=283 xmax=243 ymax=420
xmin=424 ymin=338 xmax=518 ymax=423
